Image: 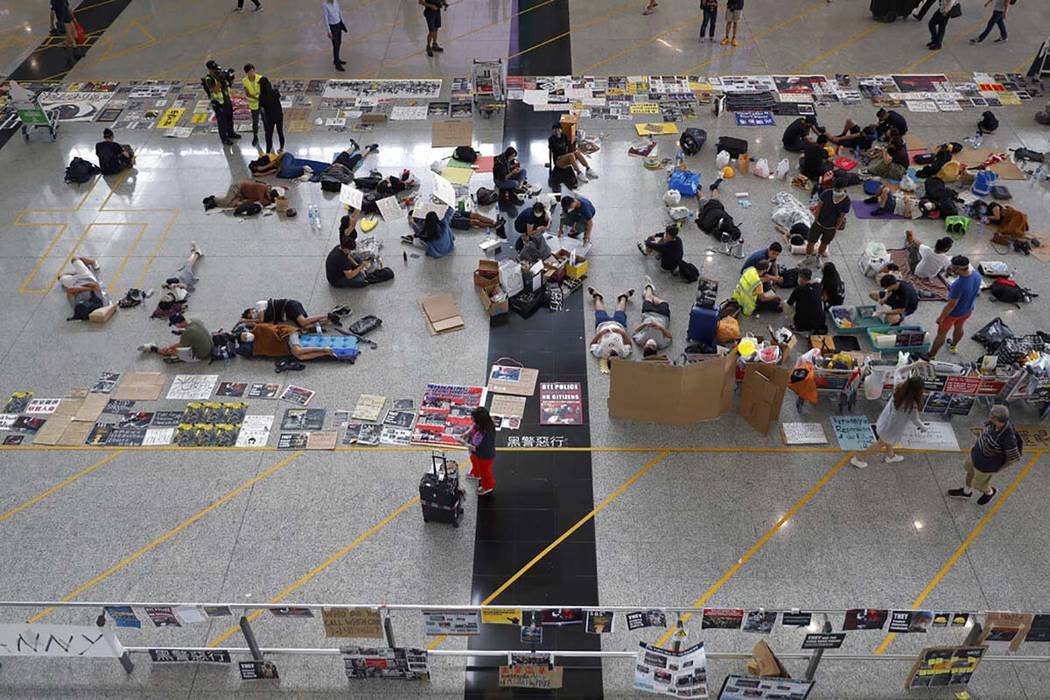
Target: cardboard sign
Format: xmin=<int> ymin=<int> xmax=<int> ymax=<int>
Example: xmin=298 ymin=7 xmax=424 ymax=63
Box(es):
xmin=487 ymin=364 xmax=540 ymax=396
xmin=831 ymin=415 xmax=875 ymax=450
xmin=321 ymin=607 xmax=384 ymax=639
xmin=608 ymin=352 xmax=737 ymax=425
xmin=980 ymin=612 xmax=1033 ymax=652
xmin=421 ymin=294 xmax=464 ymax=335
xmin=431 ymin=119 xmax=472 ymax=148
xmin=0 ymin=624 xmax=122 ymax=658
xmin=422 ymin=610 xmax=481 ymax=636
xmin=738 ymin=364 xmax=790 ymax=435
xmin=801 ymin=633 xmax=845 ymax=650
xmin=499 ymin=664 xmax=564 ymax=689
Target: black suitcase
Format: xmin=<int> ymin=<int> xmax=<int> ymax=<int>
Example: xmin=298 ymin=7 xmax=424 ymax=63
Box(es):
xmin=715 ymin=136 xmax=748 ymax=158
xmin=510 ymin=289 xmax=545 ymax=319
xmin=419 ymin=452 xmax=464 ymax=527
xmin=679 ymin=128 xmax=707 ymax=156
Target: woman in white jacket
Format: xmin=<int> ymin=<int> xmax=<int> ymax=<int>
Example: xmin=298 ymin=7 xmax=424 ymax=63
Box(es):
xmin=852 ymin=375 xmax=928 ymax=468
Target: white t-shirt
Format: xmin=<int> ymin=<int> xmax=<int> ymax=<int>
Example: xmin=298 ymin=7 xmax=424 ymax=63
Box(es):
xmin=913 ymin=244 xmax=950 ymax=279
xmin=590 ymin=322 xmax=631 ymax=359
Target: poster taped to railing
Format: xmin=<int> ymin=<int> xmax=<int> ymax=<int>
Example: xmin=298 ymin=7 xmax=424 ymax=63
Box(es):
xmin=322 ymin=607 xmax=384 ymax=639
xmin=0 ymin=624 xmax=123 ymax=658
xmin=149 ymin=649 xmax=231 ymax=664
xmin=718 ymin=674 xmax=814 ymax=699
xmin=499 ymin=664 xmax=564 ymax=689
xmin=905 ymin=645 xmax=986 ymax=689
xmin=341 ymin=646 xmax=430 ymax=680
xmin=422 ymin=609 xmax=481 ymax=636
xmin=634 ymin=641 xmax=709 ymax=698
xmin=626 ymin=610 xmax=667 ymax=630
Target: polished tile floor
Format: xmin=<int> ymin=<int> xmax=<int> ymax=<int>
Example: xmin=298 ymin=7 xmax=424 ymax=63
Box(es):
xmin=1 ymin=0 xmax=1050 ymax=697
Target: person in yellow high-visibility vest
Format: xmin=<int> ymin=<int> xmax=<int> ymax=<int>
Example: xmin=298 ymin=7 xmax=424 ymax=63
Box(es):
xmin=203 ymin=60 xmax=238 ymax=146
xmin=243 ymin=64 xmax=263 ymax=149
xmin=732 ymin=259 xmax=782 ymax=316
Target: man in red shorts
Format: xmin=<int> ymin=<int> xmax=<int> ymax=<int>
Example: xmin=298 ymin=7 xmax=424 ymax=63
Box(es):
xmin=930 ymin=256 xmax=982 ymax=356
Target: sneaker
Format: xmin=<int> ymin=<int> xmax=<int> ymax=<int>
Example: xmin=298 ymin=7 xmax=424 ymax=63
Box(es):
xmin=721 ymin=37 xmax=729 ymax=45
xmin=884 ymin=454 xmax=904 ymax=464
xmin=969 ymin=38 xmax=980 ymax=44
xmin=586 ymin=168 xmax=599 ymax=179
xmin=137 ymin=343 xmax=158 ymax=353
xmin=948 ymin=343 xmax=958 ymax=354
xmin=426 ymin=46 xmax=434 ymax=57
xmin=731 ymin=38 xmax=738 ymax=46
xmin=191 ymin=240 xmax=203 ymax=257
xmin=252 ymin=3 xmax=263 ymax=10
xmin=477 ymin=487 xmax=494 ymax=496
xmin=335 ymin=63 xmax=346 ymax=72
xmin=431 ymin=44 xmax=444 ymax=52
xmin=947 ymin=487 xmax=972 ymax=499
xmin=850 ymin=456 xmax=868 ymax=469
xmin=88 ymin=261 xmax=101 ymax=272
xmin=576 ymin=171 xmax=589 ymax=183
xmin=401 ymin=235 xmax=415 ymax=245
xmin=976 ymin=488 xmax=998 ymax=505
xmin=994 ymin=37 xmax=1006 ymax=43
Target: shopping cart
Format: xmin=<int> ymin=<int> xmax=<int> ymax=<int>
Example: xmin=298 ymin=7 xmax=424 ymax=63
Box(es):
xmin=472 ymin=59 xmax=505 ymax=118
xmin=796 ymin=364 xmax=862 ymax=414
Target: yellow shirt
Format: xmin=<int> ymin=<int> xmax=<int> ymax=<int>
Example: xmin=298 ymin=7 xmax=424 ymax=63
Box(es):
xmin=242 ymin=74 xmax=263 ymax=110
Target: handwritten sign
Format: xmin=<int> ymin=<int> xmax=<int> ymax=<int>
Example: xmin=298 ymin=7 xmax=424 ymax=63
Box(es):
xmin=499 ymin=664 xmax=564 ymax=689
xmin=830 ymin=415 xmax=874 ymax=451
xmin=321 ymin=607 xmax=384 ymax=639
xmin=0 ymin=624 xmax=122 ymax=658
xmin=157 ymin=108 xmax=185 ymax=129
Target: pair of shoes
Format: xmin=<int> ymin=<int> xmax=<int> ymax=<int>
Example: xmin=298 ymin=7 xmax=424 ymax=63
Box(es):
xmin=586 ymin=168 xmax=599 ymax=179
xmin=275 ymin=358 xmax=305 ymax=373
xmin=137 ymin=343 xmax=159 ymax=353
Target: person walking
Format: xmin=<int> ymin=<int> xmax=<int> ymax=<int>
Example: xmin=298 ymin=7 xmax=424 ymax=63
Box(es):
xmin=233 ymin=0 xmax=263 ymax=11
xmin=420 ymin=0 xmax=445 ymax=56
xmin=643 ymin=0 xmax=659 ymax=15
xmin=913 ymin=0 xmax=938 ymax=19
xmin=948 ymin=405 xmax=1021 ymax=505
xmin=464 ymin=407 xmax=497 ymax=496
xmin=805 ymin=175 xmax=851 ymax=263
xmin=258 ymin=76 xmax=285 ymax=154
xmin=50 ymin=0 xmax=79 ymax=67
xmin=242 ymin=64 xmax=264 ymax=149
xmin=699 ymin=0 xmax=718 ymax=40
xmin=971 ymin=0 xmax=1011 ymax=44
xmin=721 ymin=0 xmax=743 ymax=46
xmin=203 ymin=61 xmax=238 ymax=146
xmin=323 ymin=0 xmax=347 ymax=72
xmin=851 ymin=375 xmax=927 ymax=468
xmin=927 ymin=0 xmax=960 ymax=50
xmin=929 ymin=256 xmax=981 ymax=356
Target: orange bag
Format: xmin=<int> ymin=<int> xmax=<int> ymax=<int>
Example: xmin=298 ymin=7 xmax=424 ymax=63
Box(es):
xmin=788 ymin=362 xmax=818 ymax=405
xmin=73 ymin=20 xmax=87 ymax=45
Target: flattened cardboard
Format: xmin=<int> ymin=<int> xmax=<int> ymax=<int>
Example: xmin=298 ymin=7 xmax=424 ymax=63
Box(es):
xmin=738 ymin=363 xmax=791 ymax=435
xmin=488 ymin=365 xmax=539 ymax=396
xmin=73 ymin=393 xmax=109 ymax=423
xmin=306 ymin=430 xmax=339 ymax=450
xmin=114 ymin=372 xmax=167 ymax=401
xmin=56 ymin=420 xmax=95 ymax=446
xmin=608 ymin=353 xmax=736 ymax=424
xmin=431 ymin=119 xmax=473 ymax=148
xmin=33 ymin=398 xmax=83 ymax=445
xmin=421 ymin=294 xmax=464 ymax=335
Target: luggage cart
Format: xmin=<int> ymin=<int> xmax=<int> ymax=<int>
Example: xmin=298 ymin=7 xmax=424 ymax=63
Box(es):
xmin=9 ymin=82 xmax=58 ymax=142
xmin=796 ymin=364 xmax=862 ymax=414
xmin=472 ymin=59 xmax=505 ymax=118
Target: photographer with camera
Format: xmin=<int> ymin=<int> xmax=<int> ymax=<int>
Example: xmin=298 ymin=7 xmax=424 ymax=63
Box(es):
xmin=420 ymin=0 xmax=447 ymax=57
xmin=203 ymin=60 xmax=239 ymax=146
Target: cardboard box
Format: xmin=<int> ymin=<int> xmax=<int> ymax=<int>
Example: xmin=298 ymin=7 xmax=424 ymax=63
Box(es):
xmin=474 ymin=259 xmax=500 ymax=291
xmin=477 ymin=287 xmax=509 ymax=317
xmin=89 ymin=303 xmax=117 ymax=324
xmin=737 ymin=363 xmax=791 ymax=435
xmin=554 ymin=250 xmax=588 ymax=280
xmin=521 ymin=260 xmax=544 ymax=294
xmin=421 ymin=294 xmax=465 ymax=335
xmin=608 ymin=352 xmax=737 ymax=425
xmin=543 ymin=255 xmax=567 ymax=283
xmin=559 ymin=114 xmax=578 ymax=144
xmin=361 ymin=113 xmax=388 ymax=125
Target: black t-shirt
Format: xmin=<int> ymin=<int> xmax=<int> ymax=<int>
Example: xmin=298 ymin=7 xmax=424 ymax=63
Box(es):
xmin=886 ymin=281 xmax=919 ymax=316
xmin=262 ymin=298 xmax=306 ymax=324
xmin=782 ymin=118 xmax=810 ymax=148
xmin=800 ymin=142 xmax=828 ymax=179
xmin=548 ymin=133 xmax=570 ymax=158
xmin=650 ymin=236 xmax=684 ymax=271
xmin=889 ymin=142 xmax=910 ymax=169
xmin=96 ymin=141 xmax=124 ymax=175
xmin=325 ymin=246 xmax=352 ymax=286
xmin=885 ymin=110 xmax=908 ymax=135
xmin=493 ymin=155 xmax=511 ymax=182
xmin=514 ymin=209 xmax=548 ymax=234
xmin=815 ymin=190 xmax=851 ymax=228
xmin=788 ymin=282 xmax=825 ymax=332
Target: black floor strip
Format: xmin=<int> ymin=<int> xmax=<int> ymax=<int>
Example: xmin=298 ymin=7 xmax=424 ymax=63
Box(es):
xmin=465 ymin=2 xmax=604 ymax=698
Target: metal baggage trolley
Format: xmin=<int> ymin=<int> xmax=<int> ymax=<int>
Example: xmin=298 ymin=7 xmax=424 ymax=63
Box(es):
xmin=9 ymin=83 xmax=59 ymax=142
xmin=472 ymin=59 xmax=505 ymax=118
xmin=796 ymin=364 xmax=862 ymax=414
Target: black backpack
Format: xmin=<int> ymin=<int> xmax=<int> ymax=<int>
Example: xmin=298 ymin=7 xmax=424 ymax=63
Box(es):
xmin=679 ymin=128 xmax=707 ymax=156
xmin=365 ymin=268 xmax=394 ymax=284
xmin=778 ymin=267 xmax=800 ymax=288
xmin=67 ymin=292 xmax=104 ymax=321
xmin=475 ymin=187 xmax=498 ymax=206
xmin=696 ymin=200 xmax=727 ymax=235
xmin=320 ymin=163 xmax=353 ymax=192
xmin=234 ymin=202 xmax=262 ymax=217
xmin=65 ymin=157 xmax=100 ymax=184
xmin=453 ymin=146 xmax=478 ymax=163
xmin=989 ymin=278 xmax=1035 ymax=307
xmin=677 ymin=260 xmax=700 ymax=283
xmin=978 ymin=110 xmax=999 ymax=134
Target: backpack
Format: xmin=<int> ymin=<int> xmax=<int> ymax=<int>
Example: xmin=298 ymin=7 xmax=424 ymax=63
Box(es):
xmin=989 ymin=278 xmax=1035 ymax=306
xmin=778 ymin=267 xmax=800 ymax=288
xmin=65 ymin=157 xmax=100 ymax=184
xmin=233 ymin=202 xmax=262 ymax=217
xmin=978 ymin=110 xmax=999 ymax=133
xmin=1011 ymin=147 xmax=1044 ymax=163
xmin=349 ymin=314 xmax=382 ymax=335
xmin=68 ymin=292 xmax=104 ymax=321
xmin=353 ymin=175 xmax=383 ymax=190
xmin=209 ymin=332 xmax=237 ymax=363
xmin=696 ymin=199 xmax=727 ymax=235
xmin=320 ymin=163 xmax=353 ymax=191
xmin=679 ymin=127 xmax=707 ymax=156
xmin=677 ymin=260 xmax=700 ymax=283
xmin=365 ymin=268 xmax=395 ymax=284
xmin=453 ymin=146 xmax=478 ymax=163
xmin=475 ymin=187 xmax=498 ymax=206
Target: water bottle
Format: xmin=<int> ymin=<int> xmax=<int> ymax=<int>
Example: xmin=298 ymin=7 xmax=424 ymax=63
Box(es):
xmin=307 ymin=205 xmax=316 ymax=229
xmin=312 ymin=205 xmax=323 ymax=232
xmin=972 ymin=129 xmax=983 ymax=149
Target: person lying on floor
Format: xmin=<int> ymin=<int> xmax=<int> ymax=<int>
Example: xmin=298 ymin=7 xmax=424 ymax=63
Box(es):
xmin=637 ymin=224 xmax=684 ymax=273
xmin=203 ymin=181 xmax=278 ymax=210
xmin=866 ymin=183 xmax=940 ymax=219
xmin=237 ymin=322 xmax=350 ymax=361
xmin=58 ymin=256 xmax=103 ymax=307
xmin=631 ymin=279 xmax=673 ymax=358
xmin=95 ymin=128 xmax=135 ymax=176
xmin=138 ymin=313 xmax=213 ymax=363
xmin=587 ymin=286 xmax=634 ymax=359
xmin=904 ymin=230 xmax=953 ymax=279
xmin=403 ymin=209 xmax=455 ymax=258
xmin=241 ymin=298 xmax=339 ymax=329
xmin=152 ymin=242 xmax=204 ymax=319
xmin=870 ymin=274 xmax=919 ymax=326
xmin=916 ymin=142 xmax=963 ymax=180
xmin=827 ymin=119 xmax=877 ymax=151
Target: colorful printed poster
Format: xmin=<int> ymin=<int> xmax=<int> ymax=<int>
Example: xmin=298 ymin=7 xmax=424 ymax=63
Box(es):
xmin=411 ymin=384 xmax=487 ymax=448
xmin=341 ymin=647 xmax=429 ymax=680
xmin=626 ymin=610 xmax=667 ymax=630
xmin=718 ymin=675 xmax=814 ymax=699
xmin=482 ymin=608 xmax=522 ymax=625
xmin=906 ymin=645 xmax=986 ymax=689
xmin=144 ymin=607 xmax=180 ymax=627
xmin=843 ymin=608 xmax=888 ymax=631
xmin=539 ymin=382 xmax=583 ymax=425
xmin=585 ymin=610 xmax=615 ymax=634
xmin=702 ymin=608 xmax=743 ymax=630
xmin=105 ymin=606 xmax=141 ymax=629
xmin=889 ymin=610 xmax=933 ymax=633
xmin=422 ymin=610 xmax=481 ymax=636
xmin=634 ymin=641 xmax=708 ymax=697
xmin=742 ymin=610 xmax=777 ymax=634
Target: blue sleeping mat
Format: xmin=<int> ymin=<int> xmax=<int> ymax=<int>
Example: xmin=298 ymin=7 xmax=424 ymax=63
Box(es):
xmin=300 ymin=334 xmax=359 ymax=359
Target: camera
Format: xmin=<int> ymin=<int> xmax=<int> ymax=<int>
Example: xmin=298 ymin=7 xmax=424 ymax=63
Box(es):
xmin=203 ymin=60 xmax=235 ymax=87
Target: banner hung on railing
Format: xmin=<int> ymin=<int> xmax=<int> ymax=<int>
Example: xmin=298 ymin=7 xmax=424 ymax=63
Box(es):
xmin=0 ymin=624 xmax=123 ymax=658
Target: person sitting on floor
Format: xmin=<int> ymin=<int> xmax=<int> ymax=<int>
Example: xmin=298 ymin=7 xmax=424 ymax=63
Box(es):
xmin=782 ymin=115 xmax=819 ymax=153
xmin=152 ymin=242 xmax=204 ymax=319
xmin=559 ymin=195 xmax=596 ymax=244
xmin=493 ymin=147 xmax=537 ymax=202
xmin=58 ymin=256 xmax=105 ymax=314
xmin=95 ymin=128 xmax=135 ymax=176
xmin=742 ymin=242 xmax=782 ymax=274
xmin=325 ymin=233 xmax=371 ymax=288
xmin=631 ymin=278 xmax=673 ymax=358
xmin=788 ymin=268 xmax=827 ymax=334
xmin=875 ymin=108 xmax=909 ymax=139
xmin=867 ymin=183 xmax=935 ymax=219
xmin=733 ymin=259 xmax=783 ymax=316
xmin=822 ymin=262 xmax=845 ymax=309
xmin=800 ymin=134 xmax=832 ymax=183
xmin=138 ymin=313 xmax=213 ymax=363
xmin=866 ymin=137 xmax=910 ymax=180
xmin=906 ymin=230 xmax=953 ymax=279
xmin=916 ymin=142 xmax=963 ymax=180
xmin=239 ymin=322 xmax=350 ymax=361
xmin=404 ymin=209 xmax=455 ymax=258
xmin=514 ymin=203 xmax=553 ymax=262
xmin=241 ymin=298 xmax=338 ymax=329
xmin=587 ymin=286 xmax=634 ymax=359
xmin=203 ymin=180 xmax=278 ymax=210
xmin=828 ymin=119 xmax=877 ymax=151
xmin=549 ymin=122 xmax=597 ymax=183
xmin=638 ymin=224 xmax=684 ymax=273
xmin=870 ymin=274 xmax=919 ymax=326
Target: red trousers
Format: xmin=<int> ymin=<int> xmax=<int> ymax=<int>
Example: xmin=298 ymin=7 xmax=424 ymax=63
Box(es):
xmin=469 ymin=454 xmax=496 ymax=491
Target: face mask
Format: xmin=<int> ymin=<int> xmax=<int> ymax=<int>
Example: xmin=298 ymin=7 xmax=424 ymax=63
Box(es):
xmin=833 ymin=189 xmax=846 ymax=198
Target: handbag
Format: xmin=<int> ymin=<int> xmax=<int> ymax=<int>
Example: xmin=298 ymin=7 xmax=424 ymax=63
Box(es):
xmin=948 ymin=3 xmax=962 ymax=18
xmin=73 ymin=20 xmax=87 ymax=45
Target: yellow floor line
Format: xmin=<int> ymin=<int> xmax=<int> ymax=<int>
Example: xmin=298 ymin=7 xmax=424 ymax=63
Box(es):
xmin=428 ymin=450 xmax=671 ymax=650
xmin=795 ymin=24 xmax=883 ymax=72
xmin=874 ymin=451 xmax=1042 ymax=655
xmin=0 ymin=451 xmax=124 ymax=526
xmin=207 ymin=495 xmax=420 ymax=648
xmin=656 ymin=452 xmax=852 ymax=646
xmin=899 ymin=18 xmax=988 ymax=73
xmin=509 ymin=0 xmax=639 ymax=61
xmin=580 ymin=13 xmax=703 ymax=75
xmin=28 ymin=451 xmax=302 ymax=624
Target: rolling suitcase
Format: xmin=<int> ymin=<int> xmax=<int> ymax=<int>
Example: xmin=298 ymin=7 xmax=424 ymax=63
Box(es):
xmin=419 ymin=451 xmax=464 ymax=527
xmin=715 ymin=136 xmax=748 ymax=159
xmin=687 ymin=304 xmax=719 ymax=345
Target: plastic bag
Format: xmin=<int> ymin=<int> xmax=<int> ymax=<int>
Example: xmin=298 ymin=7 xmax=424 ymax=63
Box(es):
xmin=859 ymin=241 xmax=890 ymax=278
xmin=770 ymin=191 xmax=814 ymax=230
xmin=716 ymin=150 xmax=730 ymax=169
xmin=774 ymin=158 xmax=790 ymax=180
xmin=430 ymin=160 xmax=444 ymax=174
xmin=899 ymin=173 xmax=917 ymax=192
xmin=863 ymin=368 xmax=886 ymax=400
xmin=668 ymin=169 xmax=700 ymax=197
xmin=668 ymin=206 xmax=691 ymax=221
xmin=663 ymin=190 xmax=682 ymax=207
xmin=752 ymin=158 xmax=771 ymax=179
xmin=972 ymin=316 xmax=1014 ymax=351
